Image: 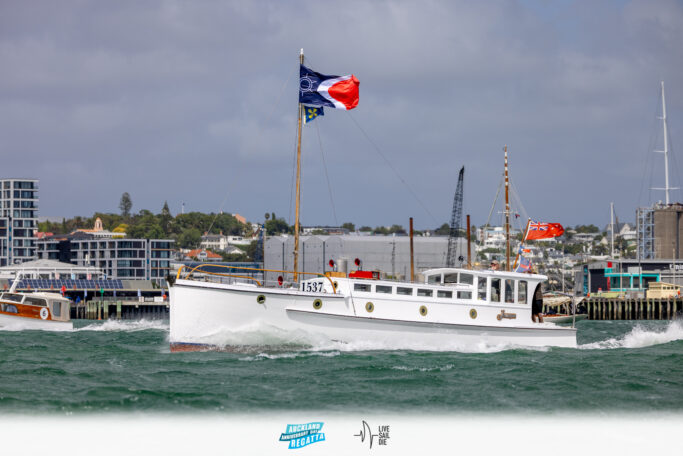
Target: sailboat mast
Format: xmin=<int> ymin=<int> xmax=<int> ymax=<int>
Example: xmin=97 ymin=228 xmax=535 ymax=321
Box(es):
xmin=504 ymin=145 xmax=511 ymax=271
xmin=293 ymin=49 xmax=304 ymax=282
xmin=662 ymin=81 xmax=670 ymax=205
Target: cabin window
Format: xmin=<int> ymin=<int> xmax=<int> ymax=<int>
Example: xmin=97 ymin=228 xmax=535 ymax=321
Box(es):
xmin=458 ymin=291 xmax=472 ymax=300
xmin=477 ymin=277 xmax=487 ymax=301
xmin=437 ymin=290 xmax=452 ymax=298
xmin=427 ymin=275 xmax=441 ymax=285
xmin=2 ymin=293 xmax=23 ymax=303
xmin=376 ymin=285 xmax=392 ymax=294
xmin=459 ymin=273 xmax=474 ymax=285
xmin=504 ymin=280 xmax=515 ymax=304
xmin=354 ymin=283 xmax=371 ymax=292
xmin=518 ymin=281 xmax=528 ymax=304
xmin=24 ymin=296 xmax=47 ymax=306
xmin=51 ymin=301 xmax=62 ymax=318
xmin=444 ymin=273 xmax=458 ymax=284
xmin=397 ymin=287 xmax=413 ymax=296
xmin=1 ymin=303 xmax=18 ymax=313
xmin=490 ymin=278 xmax=501 ymax=302
xmin=417 ymin=289 xmax=433 ymax=297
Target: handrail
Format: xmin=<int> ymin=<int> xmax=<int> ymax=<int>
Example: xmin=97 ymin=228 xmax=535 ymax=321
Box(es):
xmin=175 ymin=264 xmax=337 ymax=294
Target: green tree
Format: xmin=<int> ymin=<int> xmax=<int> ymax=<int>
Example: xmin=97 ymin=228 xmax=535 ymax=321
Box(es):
xmin=359 ymin=226 xmax=372 ymax=232
xmin=178 ymin=228 xmax=202 ymax=249
xmin=342 ymin=222 xmax=355 ymax=232
xmin=435 ymin=223 xmax=450 ymax=235
xmin=160 ymin=201 xmax=172 ymax=235
xmin=265 ymin=215 xmax=291 ymax=235
xmin=119 ymin=192 xmax=132 ymax=218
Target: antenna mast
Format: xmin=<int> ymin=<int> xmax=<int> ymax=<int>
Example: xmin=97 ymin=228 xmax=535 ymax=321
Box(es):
xmin=504 ymin=145 xmax=511 ymax=271
xmin=654 ymin=81 xmax=677 ymax=204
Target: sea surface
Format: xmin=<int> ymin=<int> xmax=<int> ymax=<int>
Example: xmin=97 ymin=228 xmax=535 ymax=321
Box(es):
xmin=1 ymin=319 xmax=682 ymax=414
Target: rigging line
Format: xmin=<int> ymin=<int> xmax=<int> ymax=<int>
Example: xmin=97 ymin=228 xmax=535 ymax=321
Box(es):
xmin=345 ymin=111 xmax=438 ymax=224
xmin=484 ymin=173 xmax=504 ymax=230
xmin=314 ymin=119 xmax=339 ymax=226
xmin=263 ymin=64 xmax=297 ymax=130
xmin=638 ymin=89 xmax=663 ymax=206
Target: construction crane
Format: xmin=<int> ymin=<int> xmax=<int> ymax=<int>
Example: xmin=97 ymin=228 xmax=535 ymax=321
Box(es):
xmin=446 ymin=166 xmax=465 ymax=267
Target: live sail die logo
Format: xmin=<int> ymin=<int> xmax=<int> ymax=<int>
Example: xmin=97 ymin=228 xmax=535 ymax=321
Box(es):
xmin=354 ymin=420 xmax=390 ymax=449
xmin=279 ymin=422 xmax=325 ymax=449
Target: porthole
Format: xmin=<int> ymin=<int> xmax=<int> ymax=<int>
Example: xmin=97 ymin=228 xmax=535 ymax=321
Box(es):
xmin=419 ymin=305 xmax=428 ymax=317
xmin=313 ymin=299 xmax=323 ymax=310
xmin=365 ymin=302 xmax=374 ymax=313
xmin=470 ymin=309 xmax=477 ymax=319
xmin=256 ymin=295 xmax=266 ymax=304
xmin=333 ymin=281 xmax=339 ymax=290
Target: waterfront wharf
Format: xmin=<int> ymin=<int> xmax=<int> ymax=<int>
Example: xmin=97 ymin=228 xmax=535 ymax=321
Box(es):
xmin=569 ymin=297 xmax=682 ymax=321
xmin=72 ymin=299 xmax=169 ymax=320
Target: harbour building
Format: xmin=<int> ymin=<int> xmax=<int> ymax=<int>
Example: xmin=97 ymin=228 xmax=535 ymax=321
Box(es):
xmin=0 ymin=178 xmax=39 ymax=266
xmin=36 ymin=218 xmax=174 ymax=284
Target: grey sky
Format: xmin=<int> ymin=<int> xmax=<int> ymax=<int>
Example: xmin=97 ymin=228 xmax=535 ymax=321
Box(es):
xmin=1 ymin=0 xmax=682 ymax=230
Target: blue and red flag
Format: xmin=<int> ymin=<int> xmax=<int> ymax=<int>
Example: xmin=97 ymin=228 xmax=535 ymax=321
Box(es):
xmin=515 ymin=256 xmax=532 ymax=273
xmin=299 ymin=65 xmax=359 ymax=110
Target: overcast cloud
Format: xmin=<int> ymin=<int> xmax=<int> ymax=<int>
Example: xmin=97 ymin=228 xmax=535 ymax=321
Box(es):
xmin=1 ymin=0 xmax=682 ymax=230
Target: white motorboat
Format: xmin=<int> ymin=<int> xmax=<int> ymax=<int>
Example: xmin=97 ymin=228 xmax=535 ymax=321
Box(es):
xmin=168 ymin=49 xmax=576 ymax=351
xmin=170 ymin=266 xmax=576 ymax=351
xmin=0 ymin=290 xmax=73 ymax=331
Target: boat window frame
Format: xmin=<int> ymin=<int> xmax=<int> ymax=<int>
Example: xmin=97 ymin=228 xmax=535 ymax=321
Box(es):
xmin=51 ymin=300 xmax=62 ymax=318
xmin=504 ymin=279 xmax=515 ymax=304
xmin=459 ymin=273 xmax=474 ymax=285
xmin=1 ymin=293 xmax=24 ymax=303
xmin=417 ymin=288 xmax=433 ymax=297
xmin=490 ymin=278 xmax=502 ymax=303
xmin=353 ymin=283 xmax=372 ymax=292
xmin=437 ymin=290 xmax=452 ymax=298
xmin=427 ymin=274 xmax=442 ymax=285
xmin=375 ymin=285 xmax=393 ymax=294
xmin=444 ymin=273 xmax=458 ymax=284
xmin=477 ymin=277 xmax=487 ymax=301
xmin=396 ymin=287 xmax=413 ymax=296
xmin=24 ymin=296 xmax=47 ymax=307
xmin=518 ymin=280 xmax=528 ymax=305
xmin=457 ymin=290 xmax=472 ymax=300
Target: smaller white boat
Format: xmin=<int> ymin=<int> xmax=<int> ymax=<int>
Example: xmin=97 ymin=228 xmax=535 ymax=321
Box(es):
xmin=541 ymin=295 xmax=587 ymax=325
xmin=0 ymin=278 xmax=73 ymax=331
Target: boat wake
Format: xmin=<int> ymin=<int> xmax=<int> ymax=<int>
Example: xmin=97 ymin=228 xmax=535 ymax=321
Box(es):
xmin=182 ymin=321 xmax=551 ymax=356
xmin=77 ymin=319 xmax=169 ymax=332
xmin=580 ymin=320 xmax=683 ymax=350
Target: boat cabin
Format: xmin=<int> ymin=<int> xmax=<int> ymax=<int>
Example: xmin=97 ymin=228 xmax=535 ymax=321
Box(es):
xmin=422 ymin=268 xmax=543 ymax=306
xmin=0 ymin=292 xmax=71 ymax=322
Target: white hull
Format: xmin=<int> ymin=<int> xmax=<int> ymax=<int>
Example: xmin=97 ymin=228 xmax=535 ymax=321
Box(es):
xmin=0 ymin=313 xmax=73 ymax=331
xmin=543 ymin=314 xmax=588 ymax=324
xmin=170 ymin=275 xmax=577 ymax=350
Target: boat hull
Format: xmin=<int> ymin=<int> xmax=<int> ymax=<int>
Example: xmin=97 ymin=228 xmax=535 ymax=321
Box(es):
xmin=170 ymin=280 xmax=577 ymax=350
xmin=0 ymin=312 xmax=73 ymax=331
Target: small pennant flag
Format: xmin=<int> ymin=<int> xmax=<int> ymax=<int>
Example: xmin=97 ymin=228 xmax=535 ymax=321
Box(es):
xmin=304 ymin=106 xmax=324 ymax=124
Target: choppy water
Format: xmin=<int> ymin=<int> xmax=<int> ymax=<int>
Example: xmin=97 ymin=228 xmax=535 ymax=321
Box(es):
xmin=0 ymin=319 xmax=682 ymax=414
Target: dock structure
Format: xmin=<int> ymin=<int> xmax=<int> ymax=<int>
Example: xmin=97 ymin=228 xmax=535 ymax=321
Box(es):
xmin=566 ymin=297 xmax=682 ymax=320
xmin=72 ymin=299 xmax=169 ymax=320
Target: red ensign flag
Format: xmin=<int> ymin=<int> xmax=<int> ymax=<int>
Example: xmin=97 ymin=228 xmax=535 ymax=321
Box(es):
xmin=526 ymin=221 xmax=564 ymax=240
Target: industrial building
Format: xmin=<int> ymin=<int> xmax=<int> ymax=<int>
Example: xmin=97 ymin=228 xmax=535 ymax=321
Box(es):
xmin=637 ymin=203 xmax=683 ymax=260
xmin=264 ymin=234 xmax=471 ymax=285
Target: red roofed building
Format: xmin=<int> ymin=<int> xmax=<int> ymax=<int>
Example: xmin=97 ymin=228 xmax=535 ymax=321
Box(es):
xmin=184 ymin=249 xmax=222 ymax=262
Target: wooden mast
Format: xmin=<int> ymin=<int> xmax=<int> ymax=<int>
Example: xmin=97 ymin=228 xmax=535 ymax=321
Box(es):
xmin=409 ymin=217 xmax=415 ymax=282
xmin=466 ymin=214 xmax=471 ymax=269
xmin=504 ymin=145 xmax=511 ymax=271
xmin=293 ymin=49 xmax=304 ymax=283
